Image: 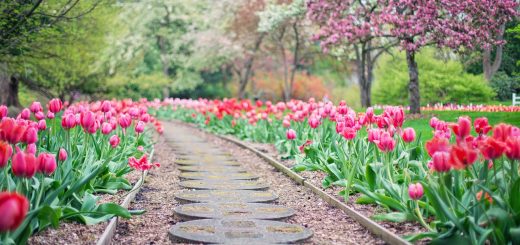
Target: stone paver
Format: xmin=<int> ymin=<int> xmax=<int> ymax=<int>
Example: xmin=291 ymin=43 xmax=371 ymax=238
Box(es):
xmin=168 ymin=127 xmax=312 ymax=244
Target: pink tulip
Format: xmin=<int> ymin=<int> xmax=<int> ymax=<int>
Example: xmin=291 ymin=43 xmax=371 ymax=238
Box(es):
xmin=118 ymin=114 xmax=132 ymax=128
xmin=61 ymin=114 xmax=76 ymax=129
xmin=0 ymin=141 xmax=13 ymax=168
xmin=34 ymin=111 xmax=45 ymax=121
xmin=26 ymin=144 xmax=37 ymax=154
xmin=23 ymin=127 xmax=38 ymax=144
xmin=46 ymin=112 xmax=55 ymax=119
xmin=401 ymin=127 xmax=416 ymax=143
xmin=80 ymin=111 xmax=95 ymax=130
xmin=308 ymin=117 xmax=320 ymax=129
xmin=135 ymin=121 xmax=145 ymax=134
xmin=30 ymin=102 xmax=43 ymax=113
xmin=101 ymin=122 xmax=112 ymax=135
xmin=451 ymin=116 xmax=471 ymax=140
xmin=341 ymin=127 xmax=357 ymax=140
xmin=109 ymin=135 xmax=120 ymax=148
xmin=37 ymin=153 xmax=57 ymax=175
xmin=0 ymin=106 xmax=7 ymax=119
xmin=0 ymin=192 xmax=29 ymax=232
xmin=408 ymin=183 xmax=424 ymax=200
xmin=431 ymin=151 xmax=451 ymax=172
xmin=59 ymin=148 xmax=68 ymax=161
xmin=101 ymin=100 xmax=111 ymax=113
xmin=376 ymin=132 xmax=396 ymax=152
xmin=20 ymin=109 xmax=30 ymax=120
xmin=286 ymin=129 xmax=296 ymax=140
xmin=282 ymin=119 xmax=291 ymax=128
xmin=12 ymin=147 xmax=37 ymax=178
xmin=48 ymin=98 xmax=63 ymax=113
xmin=37 ymin=120 xmax=47 ymax=131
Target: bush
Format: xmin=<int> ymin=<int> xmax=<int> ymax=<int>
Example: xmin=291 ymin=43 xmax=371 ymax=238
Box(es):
xmin=490 ymin=72 xmax=520 ymax=101
xmin=373 ymin=48 xmax=495 ymax=105
xmin=104 ymin=73 xmax=170 ymax=100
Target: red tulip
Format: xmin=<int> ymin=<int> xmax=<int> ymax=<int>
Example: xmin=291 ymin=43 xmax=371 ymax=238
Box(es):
xmin=135 ymin=121 xmax=145 ymax=134
xmin=431 ymin=151 xmax=451 ymax=172
xmin=0 ymin=118 xmax=27 ymax=144
xmin=299 ymin=140 xmax=312 ymax=153
xmin=408 ymin=183 xmax=424 ymax=200
xmin=449 ymin=145 xmax=478 ymax=169
xmin=109 ymin=135 xmax=120 ymax=148
xmin=12 ymin=147 xmax=37 ymax=178
xmin=505 ymin=137 xmax=520 ymax=160
xmin=30 ymin=102 xmax=43 ymax=113
xmin=118 ymin=114 xmax=132 ymax=128
xmin=37 ymin=153 xmax=57 ymax=175
xmin=376 ymin=132 xmax=396 ymax=152
xmin=101 ymin=100 xmax=111 ymax=113
xmin=474 ymin=117 xmax=492 ymax=135
xmin=59 ymin=148 xmax=68 ymax=161
xmin=48 ymin=98 xmax=63 ymax=113
xmin=493 ymin=123 xmax=512 ymax=142
xmin=286 ymin=129 xmax=296 ymax=140
xmin=61 ymin=113 xmax=77 ymax=129
xmin=451 ymin=116 xmax=471 ymax=140
xmin=341 ymin=127 xmax=357 ymax=140
xmin=128 ymin=154 xmax=159 ymax=171
xmin=479 ymin=137 xmax=505 ymax=160
xmin=0 ymin=192 xmax=29 ymax=232
xmin=0 ymin=140 xmax=13 ymax=168
xmin=425 ymin=137 xmax=450 ymax=157
xmin=0 ymin=105 xmax=7 ymax=119
xmin=401 ymin=127 xmax=416 ymax=143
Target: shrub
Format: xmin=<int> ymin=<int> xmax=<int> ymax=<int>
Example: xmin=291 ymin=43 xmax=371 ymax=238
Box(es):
xmin=490 ymin=72 xmax=520 ymax=101
xmin=373 ymin=48 xmax=495 ymax=105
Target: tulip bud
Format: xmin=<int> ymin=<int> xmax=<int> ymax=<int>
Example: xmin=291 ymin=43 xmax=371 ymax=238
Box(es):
xmin=38 ymin=120 xmax=47 ymax=131
xmin=135 ymin=121 xmax=145 ymax=134
xmin=0 ymin=106 xmax=7 ymax=119
xmin=59 ymin=148 xmax=68 ymax=161
xmin=431 ymin=151 xmax=451 ymax=172
xmin=37 ymin=153 xmax=57 ymax=175
xmin=101 ymin=100 xmax=111 ymax=113
xmin=101 ymin=122 xmax=112 ymax=135
xmin=0 ymin=192 xmax=29 ymax=232
xmin=282 ymin=119 xmax=291 ymax=128
xmin=23 ymin=127 xmax=38 ymax=144
xmin=401 ymin=127 xmax=416 ymax=143
xmin=376 ymin=132 xmax=396 ymax=152
xmin=26 ymin=144 xmax=37 ymax=154
xmin=46 ymin=112 xmax=55 ymax=119
xmin=119 ymin=114 xmax=132 ymax=129
xmin=12 ymin=147 xmax=37 ymax=178
xmin=408 ymin=183 xmax=424 ymax=200
xmin=30 ymin=102 xmax=43 ymax=113
xmin=0 ymin=141 xmax=13 ymax=168
xmin=80 ymin=111 xmax=95 ymax=130
xmin=20 ymin=108 xmax=31 ymax=120
xmin=109 ymin=135 xmax=120 ymax=148
xmin=61 ymin=113 xmax=76 ymax=129
xmin=286 ymin=129 xmax=296 ymax=140
xmin=48 ymin=98 xmax=63 ymax=113
xmin=34 ymin=111 xmax=45 ymax=121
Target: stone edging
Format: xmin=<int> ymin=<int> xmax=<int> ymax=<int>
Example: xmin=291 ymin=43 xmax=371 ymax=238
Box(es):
xmin=95 ymin=149 xmax=155 ymax=245
xmin=216 ymin=134 xmax=412 ymax=245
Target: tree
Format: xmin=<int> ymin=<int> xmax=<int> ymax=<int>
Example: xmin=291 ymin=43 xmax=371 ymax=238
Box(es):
xmin=307 ymin=0 xmax=395 ymax=107
xmin=382 ymin=0 xmax=517 ymax=113
xmin=0 ymin=0 xmax=101 ymax=106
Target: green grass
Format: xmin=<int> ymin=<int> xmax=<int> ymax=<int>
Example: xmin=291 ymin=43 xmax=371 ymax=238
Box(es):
xmin=403 ymin=111 xmax=520 ymax=143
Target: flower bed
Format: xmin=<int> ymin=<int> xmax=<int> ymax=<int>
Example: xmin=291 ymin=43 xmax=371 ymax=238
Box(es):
xmin=0 ymin=99 xmax=161 ymax=244
xmin=155 ymin=98 xmax=520 ymax=244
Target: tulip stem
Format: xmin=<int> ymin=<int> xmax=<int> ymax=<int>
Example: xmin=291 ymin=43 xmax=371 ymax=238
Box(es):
xmin=414 ymin=202 xmax=433 ymax=231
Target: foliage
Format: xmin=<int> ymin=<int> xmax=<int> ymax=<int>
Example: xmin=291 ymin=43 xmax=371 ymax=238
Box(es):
xmin=252 ymin=72 xmax=330 ymax=101
xmin=103 ymin=73 xmax=171 ymax=100
xmin=490 ymin=72 xmax=520 ymax=101
xmin=373 ymin=49 xmax=495 ymax=105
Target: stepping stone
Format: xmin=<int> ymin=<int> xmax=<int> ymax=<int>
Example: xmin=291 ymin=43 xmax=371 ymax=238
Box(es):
xmin=179 ymin=172 xmax=259 ymax=180
xmin=175 ymin=159 xmax=240 ymax=166
xmin=169 ymin=219 xmax=313 ymax=244
xmin=180 ymin=180 xmax=269 ymax=190
xmin=175 ymin=190 xmax=278 ymax=203
xmin=174 ymin=203 xmax=295 ymax=220
xmin=178 ymin=165 xmax=247 ymax=173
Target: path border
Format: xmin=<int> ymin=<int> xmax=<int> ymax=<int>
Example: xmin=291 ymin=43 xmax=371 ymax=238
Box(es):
xmin=95 ymin=149 xmax=155 ymax=245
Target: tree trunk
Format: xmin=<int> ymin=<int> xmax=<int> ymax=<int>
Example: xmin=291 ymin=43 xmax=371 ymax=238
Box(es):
xmin=237 ymin=34 xmax=265 ymax=99
xmin=0 ymin=62 xmax=20 ymax=107
xmin=406 ymin=49 xmax=420 ymax=114
xmin=483 ymin=24 xmax=505 ymax=81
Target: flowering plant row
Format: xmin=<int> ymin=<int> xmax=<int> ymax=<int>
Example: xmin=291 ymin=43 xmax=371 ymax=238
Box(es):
xmin=156 ymin=98 xmax=520 ymax=244
xmin=0 ymin=98 xmax=161 ymax=244
xmin=372 ymin=103 xmax=520 ymax=113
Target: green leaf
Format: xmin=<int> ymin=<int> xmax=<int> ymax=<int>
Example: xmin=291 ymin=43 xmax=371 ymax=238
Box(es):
xmin=404 ymin=232 xmax=439 ymax=242
xmin=365 ymin=164 xmax=376 ymax=191
xmin=97 ymin=203 xmax=131 ymax=219
xmin=37 ymin=206 xmax=62 ymax=230
xmin=372 ymin=212 xmax=412 ymax=223
xmin=81 ymin=193 xmax=98 ymax=212
xmin=355 ymin=195 xmax=375 ymax=204
xmin=510 ymin=227 xmax=520 ymax=244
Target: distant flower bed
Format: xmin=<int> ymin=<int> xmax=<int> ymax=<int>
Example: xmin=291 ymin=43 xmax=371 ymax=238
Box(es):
xmin=0 ymin=99 xmax=161 ymax=244
xmin=156 ymin=97 xmax=520 ymax=244
xmin=372 ymin=103 xmax=520 ymax=112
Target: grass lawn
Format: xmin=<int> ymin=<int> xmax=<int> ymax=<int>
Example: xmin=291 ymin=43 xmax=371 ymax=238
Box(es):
xmin=403 ymin=111 xmax=520 ymax=143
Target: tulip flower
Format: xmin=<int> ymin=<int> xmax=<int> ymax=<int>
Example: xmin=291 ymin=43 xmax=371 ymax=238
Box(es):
xmin=101 ymin=100 xmax=111 ymax=113
xmin=408 ymin=183 xmax=424 ymax=200
xmin=375 ymin=132 xmax=395 ymax=152
xmin=431 ymin=151 xmax=451 ymax=172
xmin=20 ymin=108 xmax=31 ymax=120
xmin=286 ymin=129 xmax=296 ymax=140
xmin=46 ymin=112 xmax=55 ymax=119
xmin=26 ymin=144 xmax=37 ymax=154
xmin=101 ymin=122 xmax=113 ymax=135
xmin=449 ymin=145 xmax=478 ymax=169
xmin=425 ymin=137 xmax=450 ymax=157
xmin=48 ymin=98 xmax=63 ymax=113
xmin=474 ymin=117 xmax=492 ymax=135
xmin=34 ymin=111 xmax=45 ymax=121
xmin=308 ymin=117 xmax=320 ymax=129
xmin=23 ymin=127 xmax=38 ymax=144
xmin=479 ymin=137 xmax=505 ymax=160
xmin=59 ymin=148 xmax=68 ymax=161
xmin=341 ymin=127 xmax=357 ymax=140
xmin=37 ymin=153 xmax=57 ymax=175
xmin=0 ymin=140 xmax=13 ymax=168
xmin=493 ymin=123 xmax=512 ymax=142
xmin=12 ymin=147 xmax=37 ymax=178
xmin=0 ymin=105 xmax=7 ymax=119
xmin=61 ymin=113 xmax=77 ymax=129
xmin=135 ymin=121 xmax=145 ymax=134
xmin=128 ymin=154 xmax=160 ymax=171
xmin=119 ymin=114 xmax=132 ymax=128
xmin=109 ymin=135 xmax=120 ymax=148
xmin=0 ymin=192 xmax=29 ymax=232
xmin=505 ymin=137 xmax=520 ymax=160
xmin=0 ymin=118 xmax=27 ymax=144
xmin=299 ymin=140 xmax=312 ymax=153
xmin=451 ymin=116 xmax=471 ymax=140
xmin=80 ymin=111 xmax=95 ymax=130
xmin=30 ymin=102 xmax=43 ymax=113
xmin=401 ymin=127 xmax=416 ymax=143
xmin=37 ymin=120 xmax=47 ymax=131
